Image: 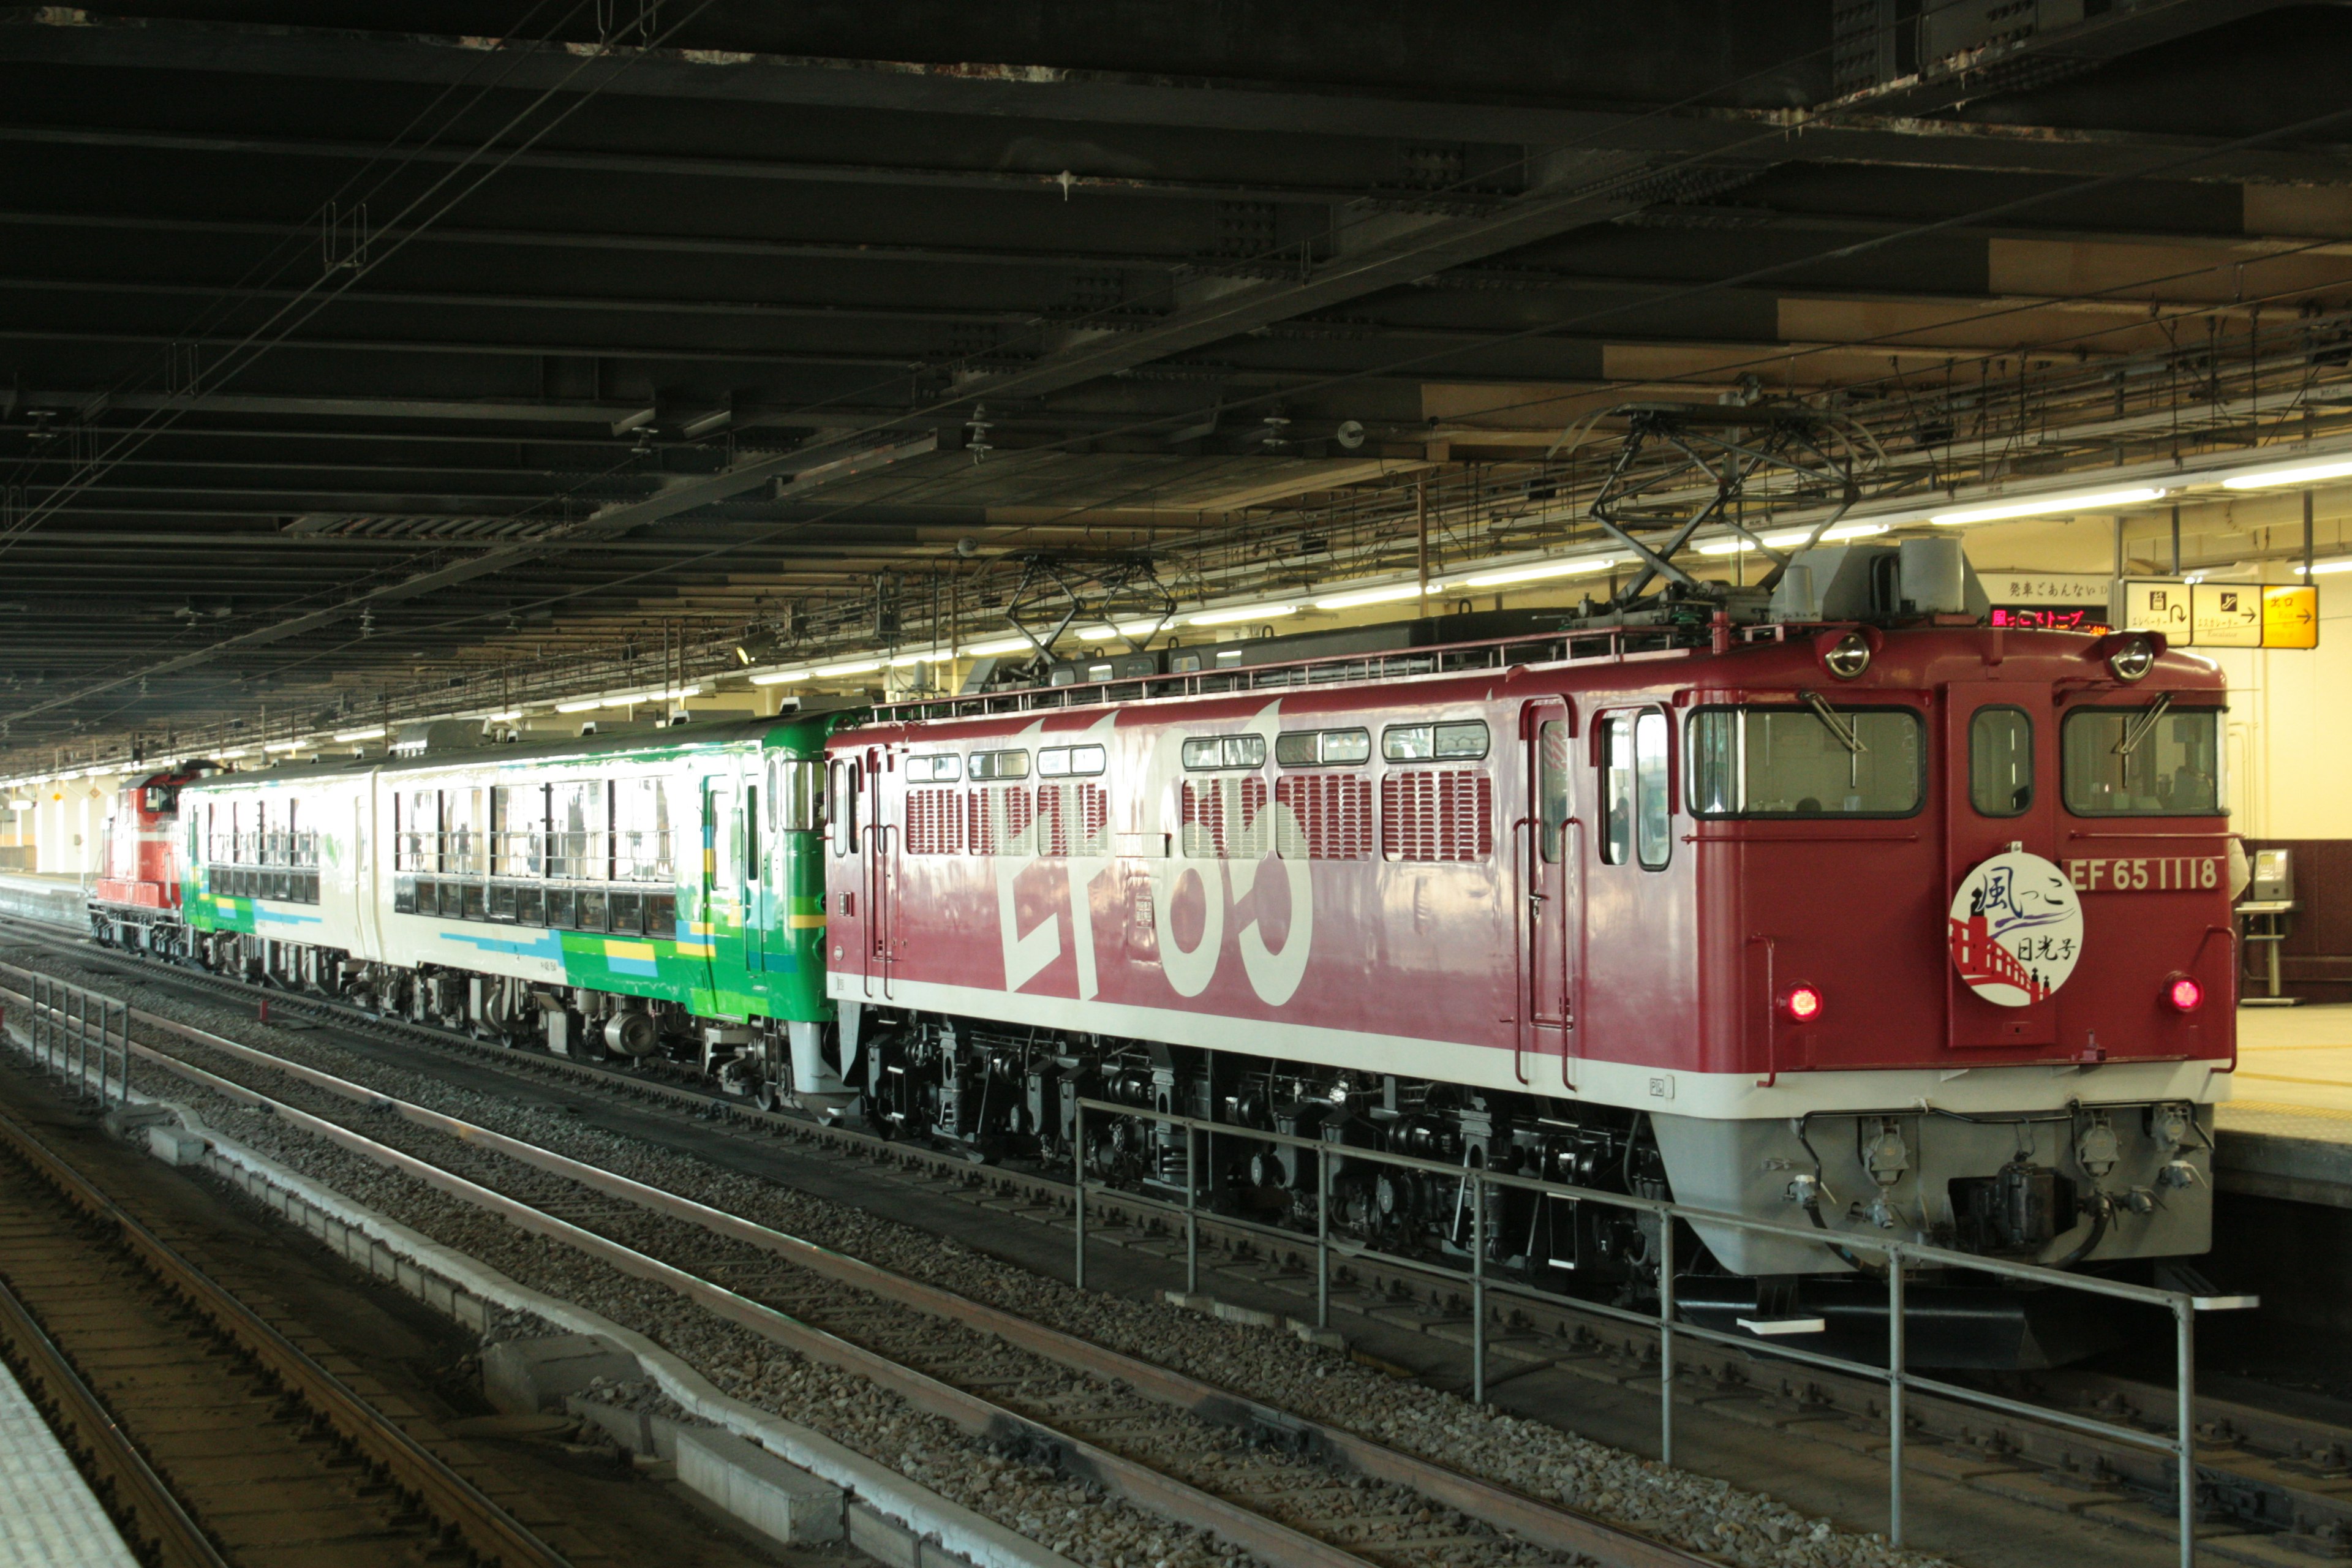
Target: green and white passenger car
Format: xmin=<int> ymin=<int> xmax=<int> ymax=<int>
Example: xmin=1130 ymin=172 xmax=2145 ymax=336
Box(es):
xmin=171 ymin=714 xmax=851 ymax=1104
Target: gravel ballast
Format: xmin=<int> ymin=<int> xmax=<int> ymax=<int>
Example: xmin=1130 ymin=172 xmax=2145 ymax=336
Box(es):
xmin=4 ymin=944 xmax=1950 ymax=1568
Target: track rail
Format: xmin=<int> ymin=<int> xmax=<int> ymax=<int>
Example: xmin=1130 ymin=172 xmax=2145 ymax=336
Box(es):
xmin=0 ymin=945 xmax=1717 ymax=1568
xmin=0 ymin=1238 xmax=225 ymax=1568
xmin=0 ymin=1098 xmax=584 ymax=1568
xmin=15 ymin=916 xmax=2352 ymax=1560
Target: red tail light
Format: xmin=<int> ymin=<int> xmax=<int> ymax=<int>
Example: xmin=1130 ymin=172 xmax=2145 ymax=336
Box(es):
xmin=2165 ymin=974 xmax=2204 ymax=1014
xmin=1781 ymin=984 xmax=1825 ymax=1023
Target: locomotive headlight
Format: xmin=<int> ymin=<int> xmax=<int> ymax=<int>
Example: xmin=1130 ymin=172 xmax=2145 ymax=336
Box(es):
xmin=1779 ymin=983 xmax=1826 ymax=1023
xmin=1822 ymin=631 xmax=1872 ymax=680
xmin=2109 ymin=635 xmax=2156 ymax=682
xmin=2163 ymin=973 xmax=2204 ymax=1014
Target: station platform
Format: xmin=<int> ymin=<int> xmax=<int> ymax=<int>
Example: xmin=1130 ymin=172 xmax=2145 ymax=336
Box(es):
xmin=0 ymin=1349 xmax=139 ymax=1567
xmin=0 ymin=872 xmax=83 ymax=927
xmin=2216 ymin=1005 xmax=2352 ymax=1209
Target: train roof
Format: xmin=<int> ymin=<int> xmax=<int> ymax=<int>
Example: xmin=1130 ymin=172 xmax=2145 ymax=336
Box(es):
xmin=848 ymin=621 xmax=2222 ymax=743
xmin=184 ymin=711 xmax=842 ymax=793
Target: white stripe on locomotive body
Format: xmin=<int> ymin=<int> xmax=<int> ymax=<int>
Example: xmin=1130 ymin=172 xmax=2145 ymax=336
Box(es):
xmin=831 ymin=972 xmax=2227 ymax=1121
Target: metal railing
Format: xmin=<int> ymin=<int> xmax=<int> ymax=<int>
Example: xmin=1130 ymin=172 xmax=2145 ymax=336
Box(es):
xmin=13 ymin=966 xmax=132 ymax=1110
xmin=1074 ymin=1096 xmax=2255 ymax=1568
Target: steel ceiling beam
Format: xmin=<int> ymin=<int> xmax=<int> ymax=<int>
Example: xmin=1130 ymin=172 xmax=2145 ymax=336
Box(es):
xmin=0 ymin=429 xmax=937 ymax=725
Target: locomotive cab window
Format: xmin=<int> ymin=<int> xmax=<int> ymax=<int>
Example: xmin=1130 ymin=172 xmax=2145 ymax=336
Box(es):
xmin=1600 ymin=711 xmax=1672 ymax=869
xmin=1537 ymin=721 xmax=1570 ymax=864
xmin=1038 ymin=744 xmax=1106 ymax=778
xmin=828 ymin=760 xmax=859 ymax=856
xmin=1182 ymin=734 xmax=1266 ymax=771
xmin=1969 ymin=707 xmax=2035 ymax=817
xmin=1686 ymin=705 xmax=1924 ymax=818
xmin=1276 ymin=728 xmax=1371 ymax=767
xmin=1382 ymin=721 xmax=1488 ymax=762
xmin=2062 ymin=703 xmax=2224 ymax=816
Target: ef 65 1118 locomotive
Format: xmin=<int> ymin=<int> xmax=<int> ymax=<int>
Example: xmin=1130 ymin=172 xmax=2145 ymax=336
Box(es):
xmin=86 ymin=544 xmax=2235 ymax=1366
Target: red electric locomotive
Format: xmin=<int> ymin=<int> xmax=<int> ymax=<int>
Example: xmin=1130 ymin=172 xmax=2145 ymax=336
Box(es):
xmin=821 ymin=545 xmax=2233 ymax=1366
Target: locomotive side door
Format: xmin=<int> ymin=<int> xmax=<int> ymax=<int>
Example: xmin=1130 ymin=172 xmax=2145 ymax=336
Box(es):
xmin=1521 ymin=699 xmax=1581 ymax=1085
xmin=1943 ymin=681 xmax=2060 ymax=1049
xmin=861 ymin=747 xmax=895 ymax=1001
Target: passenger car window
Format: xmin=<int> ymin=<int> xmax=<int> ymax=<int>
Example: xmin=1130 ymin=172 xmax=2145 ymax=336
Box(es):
xmin=2062 ymin=706 xmax=2223 ymax=816
xmin=1969 ymin=708 xmax=2034 ymax=817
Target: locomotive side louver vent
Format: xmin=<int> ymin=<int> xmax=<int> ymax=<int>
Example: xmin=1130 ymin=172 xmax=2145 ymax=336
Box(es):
xmin=1079 ymin=783 xmax=1110 ymax=855
xmin=1381 ymin=771 xmax=1493 ymax=862
xmin=907 ymin=788 xmax=963 ymax=855
xmin=1181 ymin=780 xmax=1223 ymax=857
xmin=967 ymin=786 xmax=1033 ymax=855
xmin=969 ymin=785 xmax=1035 ymax=860
xmin=1275 ymin=774 xmax=1373 ymax=860
xmin=1182 ymin=777 xmax=1273 ymax=858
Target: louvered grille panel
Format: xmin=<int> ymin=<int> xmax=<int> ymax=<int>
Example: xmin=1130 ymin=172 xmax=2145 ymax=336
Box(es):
xmin=1003 ymin=786 xmax=1036 ymax=852
xmin=1036 ymin=784 xmax=1068 ymax=857
xmin=1381 ymin=771 xmax=1493 ymax=862
xmin=1232 ymin=777 xmax=1272 ymax=858
xmin=1275 ymin=774 xmax=1372 ymax=860
xmin=1078 ymin=784 xmax=1110 ymax=855
xmin=905 ymin=788 xmax=963 ymax=855
xmin=1181 ymin=780 xmax=1224 ymax=858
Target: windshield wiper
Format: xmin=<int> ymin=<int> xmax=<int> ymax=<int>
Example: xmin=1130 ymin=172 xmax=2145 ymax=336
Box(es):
xmin=2113 ymin=692 xmax=2173 ymax=756
xmin=1798 ymin=690 xmax=1866 ymax=755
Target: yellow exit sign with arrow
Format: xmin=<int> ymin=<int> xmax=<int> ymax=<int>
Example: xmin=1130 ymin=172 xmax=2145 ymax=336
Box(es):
xmin=2263 ymin=585 xmax=2318 ymax=649
xmin=2112 ymin=578 xmax=2318 ymax=649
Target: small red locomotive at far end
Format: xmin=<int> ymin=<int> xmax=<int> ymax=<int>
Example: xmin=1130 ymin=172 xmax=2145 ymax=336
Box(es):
xmin=93 ymin=760 xmax=219 ymax=938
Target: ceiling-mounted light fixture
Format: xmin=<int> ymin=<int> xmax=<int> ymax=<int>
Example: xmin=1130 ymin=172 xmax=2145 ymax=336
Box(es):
xmin=1189 ymin=604 xmax=1295 ymax=626
xmin=1457 ymin=556 xmax=1622 ymax=589
xmin=1931 ymin=486 xmax=2168 ymax=526
xmin=1314 ymin=582 xmax=1431 ymax=610
xmin=2219 ymin=457 xmax=2352 ymax=490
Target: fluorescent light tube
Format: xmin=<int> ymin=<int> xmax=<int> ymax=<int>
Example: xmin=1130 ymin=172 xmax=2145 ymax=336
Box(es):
xmin=1931 ymin=486 xmax=2168 ymax=526
xmin=1314 ymin=582 xmax=1430 ymax=609
xmin=2221 ymin=458 xmax=2352 ymax=491
xmin=1457 ymin=557 xmax=1621 ymax=589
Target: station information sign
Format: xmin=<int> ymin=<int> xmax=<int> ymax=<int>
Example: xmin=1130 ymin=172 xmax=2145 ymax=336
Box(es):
xmin=1981 ymin=570 xmax=2112 ymax=633
xmin=2111 ymin=578 xmax=2319 ymax=649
